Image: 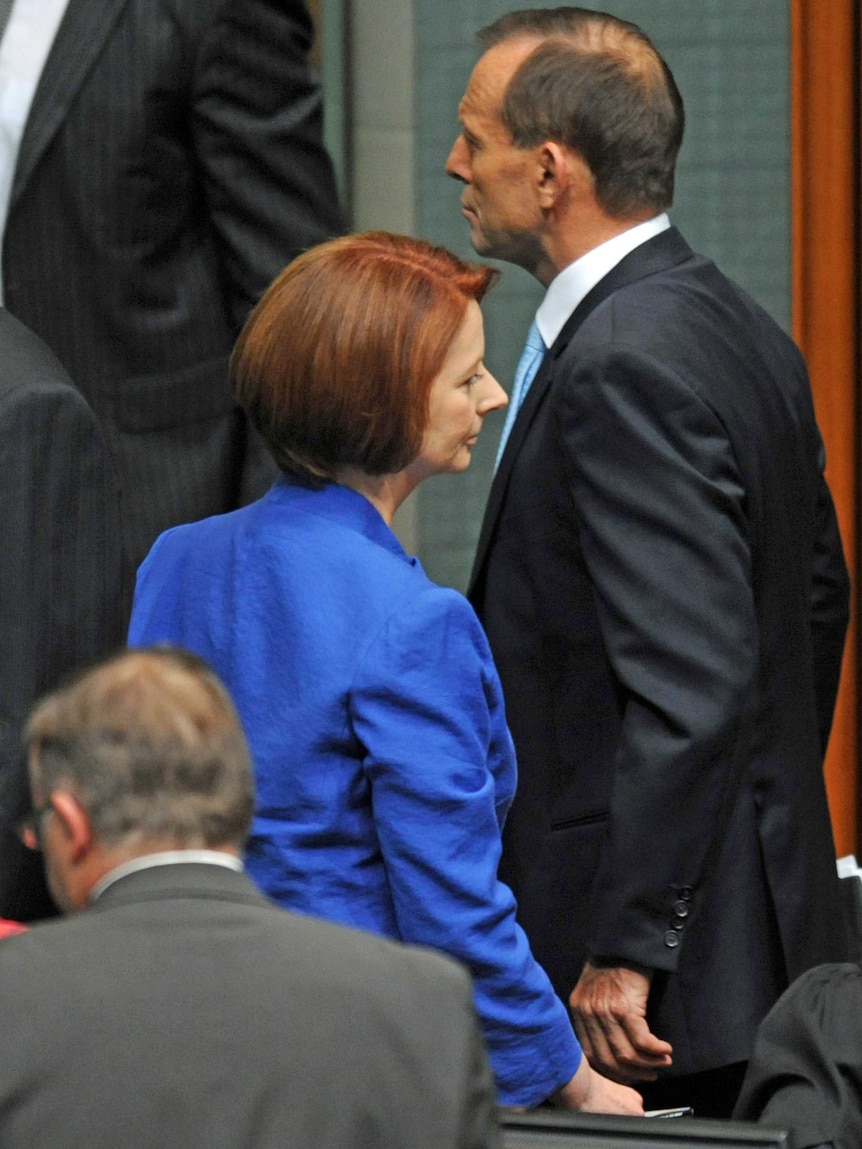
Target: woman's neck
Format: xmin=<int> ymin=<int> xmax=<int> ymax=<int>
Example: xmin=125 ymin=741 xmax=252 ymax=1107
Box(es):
xmin=333 ymin=466 xmax=419 ymax=525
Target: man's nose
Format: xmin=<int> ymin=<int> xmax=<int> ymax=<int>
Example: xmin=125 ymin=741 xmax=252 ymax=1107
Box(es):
xmin=445 ymin=135 xmax=470 ymax=183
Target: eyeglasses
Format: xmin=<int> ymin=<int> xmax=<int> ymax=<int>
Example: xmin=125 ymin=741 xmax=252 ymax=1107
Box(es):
xmin=16 ymin=801 xmax=54 ymax=852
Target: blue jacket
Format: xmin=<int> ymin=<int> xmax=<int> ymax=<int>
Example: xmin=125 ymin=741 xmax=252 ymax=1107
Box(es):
xmin=129 ymin=476 xmax=581 ymax=1105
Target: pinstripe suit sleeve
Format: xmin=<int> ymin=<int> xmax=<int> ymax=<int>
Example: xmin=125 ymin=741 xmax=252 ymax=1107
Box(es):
xmin=0 ymin=330 xmax=128 ymax=916
xmin=192 ymin=0 xmax=344 ymax=328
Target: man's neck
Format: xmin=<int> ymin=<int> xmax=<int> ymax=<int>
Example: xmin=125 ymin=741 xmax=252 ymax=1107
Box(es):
xmin=539 ymin=211 xmax=659 ymax=287
xmin=536 ymin=215 xmax=671 ymax=349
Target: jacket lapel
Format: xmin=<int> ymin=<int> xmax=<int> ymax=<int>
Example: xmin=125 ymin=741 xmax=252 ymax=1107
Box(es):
xmin=471 ymin=352 xmax=555 ymax=585
xmin=10 ymin=0 xmax=129 ymax=208
xmin=470 ymin=227 xmax=694 ymax=590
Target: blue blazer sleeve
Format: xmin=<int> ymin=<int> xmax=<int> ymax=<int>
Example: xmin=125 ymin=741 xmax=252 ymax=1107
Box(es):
xmin=351 ymin=584 xmax=581 ymax=1107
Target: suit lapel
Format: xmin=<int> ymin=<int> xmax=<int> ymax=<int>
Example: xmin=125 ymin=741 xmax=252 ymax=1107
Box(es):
xmin=10 ymin=0 xmax=129 ymax=208
xmin=471 ymin=353 xmax=555 ymax=584
xmin=470 ymin=228 xmax=694 ymax=591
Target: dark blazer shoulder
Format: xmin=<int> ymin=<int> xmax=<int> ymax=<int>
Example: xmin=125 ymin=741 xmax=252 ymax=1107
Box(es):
xmin=0 ymin=308 xmax=76 ymax=396
xmin=550 ymin=226 xmax=696 ymax=359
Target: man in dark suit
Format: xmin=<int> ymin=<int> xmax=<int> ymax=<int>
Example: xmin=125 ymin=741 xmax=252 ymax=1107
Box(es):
xmin=2 ymin=0 xmax=342 ymax=570
xmin=0 ymin=646 xmax=499 ymax=1149
xmin=446 ymin=6 xmax=850 ymax=1116
xmin=0 ymin=306 xmax=127 ymax=922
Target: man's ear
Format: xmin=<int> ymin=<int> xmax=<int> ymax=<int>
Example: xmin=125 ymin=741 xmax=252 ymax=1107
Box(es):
xmin=536 ymin=142 xmax=594 ymax=209
xmin=50 ymin=791 xmax=95 ymax=862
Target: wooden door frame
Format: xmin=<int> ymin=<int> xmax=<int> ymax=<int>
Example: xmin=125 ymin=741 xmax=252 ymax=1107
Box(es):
xmin=791 ymin=0 xmax=860 ymax=854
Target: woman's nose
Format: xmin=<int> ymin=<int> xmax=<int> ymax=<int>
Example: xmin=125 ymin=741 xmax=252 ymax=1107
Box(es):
xmin=479 ymin=371 xmax=508 ymax=414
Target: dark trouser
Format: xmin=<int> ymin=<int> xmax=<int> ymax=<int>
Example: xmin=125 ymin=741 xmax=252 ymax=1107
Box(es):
xmin=640 ymin=1061 xmax=749 ymax=1119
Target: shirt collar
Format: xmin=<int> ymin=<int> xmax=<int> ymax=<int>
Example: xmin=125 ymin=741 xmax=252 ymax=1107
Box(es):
xmin=537 ymin=214 xmax=671 ymax=348
xmin=90 ymin=850 xmax=243 ymax=903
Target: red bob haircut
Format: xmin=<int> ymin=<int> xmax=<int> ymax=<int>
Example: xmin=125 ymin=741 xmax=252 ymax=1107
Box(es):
xmin=231 ymin=231 xmax=497 ymax=485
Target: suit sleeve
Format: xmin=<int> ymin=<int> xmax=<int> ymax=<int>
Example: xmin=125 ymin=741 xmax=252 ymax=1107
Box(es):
xmin=808 ymin=437 xmax=850 ymax=754
xmin=351 ymin=587 xmax=581 ymax=1108
xmin=0 ymin=377 xmax=128 ymax=917
xmin=557 ymin=344 xmax=757 ymax=971
xmin=192 ymin=0 xmax=343 ymax=329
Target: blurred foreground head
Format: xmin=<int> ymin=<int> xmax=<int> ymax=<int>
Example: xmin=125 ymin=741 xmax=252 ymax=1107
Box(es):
xmin=24 ymin=647 xmax=253 ymax=910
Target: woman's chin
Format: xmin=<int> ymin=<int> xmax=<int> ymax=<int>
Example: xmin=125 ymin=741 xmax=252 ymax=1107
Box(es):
xmin=418 ymin=445 xmax=476 ymax=481
xmin=447 ymin=452 xmax=473 ymax=474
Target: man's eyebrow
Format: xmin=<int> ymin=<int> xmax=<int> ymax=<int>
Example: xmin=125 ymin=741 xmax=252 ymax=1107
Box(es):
xmin=458 ymin=112 xmax=479 ymax=140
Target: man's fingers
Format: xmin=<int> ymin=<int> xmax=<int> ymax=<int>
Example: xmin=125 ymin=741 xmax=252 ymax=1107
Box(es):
xmin=573 ymin=1012 xmax=662 ymax=1083
xmin=572 ymin=1011 xmax=616 ymax=1071
xmin=569 ymin=962 xmax=674 ymax=1081
xmin=619 ymin=1013 xmax=674 ymax=1061
xmin=600 ymin=1014 xmax=672 ymax=1077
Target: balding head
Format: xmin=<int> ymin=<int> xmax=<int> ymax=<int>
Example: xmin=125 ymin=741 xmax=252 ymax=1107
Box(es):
xmin=477 ymin=6 xmax=684 ymax=216
xmin=26 ymin=647 xmax=253 ymax=855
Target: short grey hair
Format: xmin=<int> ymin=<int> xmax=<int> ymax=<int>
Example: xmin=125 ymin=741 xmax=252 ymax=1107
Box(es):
xmin=25 ymin=647 xmax=254 ymax=849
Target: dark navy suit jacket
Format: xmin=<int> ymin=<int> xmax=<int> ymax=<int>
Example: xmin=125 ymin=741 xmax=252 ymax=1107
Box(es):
xmin=470 ymin=227 xmax=850 ymax=1076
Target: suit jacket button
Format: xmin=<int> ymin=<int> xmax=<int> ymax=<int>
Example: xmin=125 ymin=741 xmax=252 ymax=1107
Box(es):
xmin=671 ymin=915 xmax=687 ymax=929
xmin=672 ymin=900 xmax=690 ymax=917
xmin=664 ymin=930 xmax=680 ymax=948
xmin=678 ymin=886 xmax=694 ymax=900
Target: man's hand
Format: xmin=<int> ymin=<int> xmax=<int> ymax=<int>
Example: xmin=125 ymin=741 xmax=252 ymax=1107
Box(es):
xmin=569 ymin=959 xmax=673 ymax=1083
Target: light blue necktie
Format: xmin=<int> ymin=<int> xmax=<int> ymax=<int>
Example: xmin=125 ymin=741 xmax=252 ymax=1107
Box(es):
xmin=494 ymin=319 xmax=546 ymax=470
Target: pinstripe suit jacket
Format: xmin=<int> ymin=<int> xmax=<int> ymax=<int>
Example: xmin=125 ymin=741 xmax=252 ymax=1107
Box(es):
xmin=0 ymin=307 xmax=127 ymax=920
xmin=2 ymin=0 xmax=342 ymax=570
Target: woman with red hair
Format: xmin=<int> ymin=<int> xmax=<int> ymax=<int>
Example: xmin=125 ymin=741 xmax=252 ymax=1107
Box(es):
xmin=129 ymin=232 xmax=640 ymax=1115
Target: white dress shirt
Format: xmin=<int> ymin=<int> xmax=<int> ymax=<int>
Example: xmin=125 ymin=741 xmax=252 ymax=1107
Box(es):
xmin=536 ymin=213 xmax=671 ymax=348
xmin=0 ymin=0 xmax=70 ymax=300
